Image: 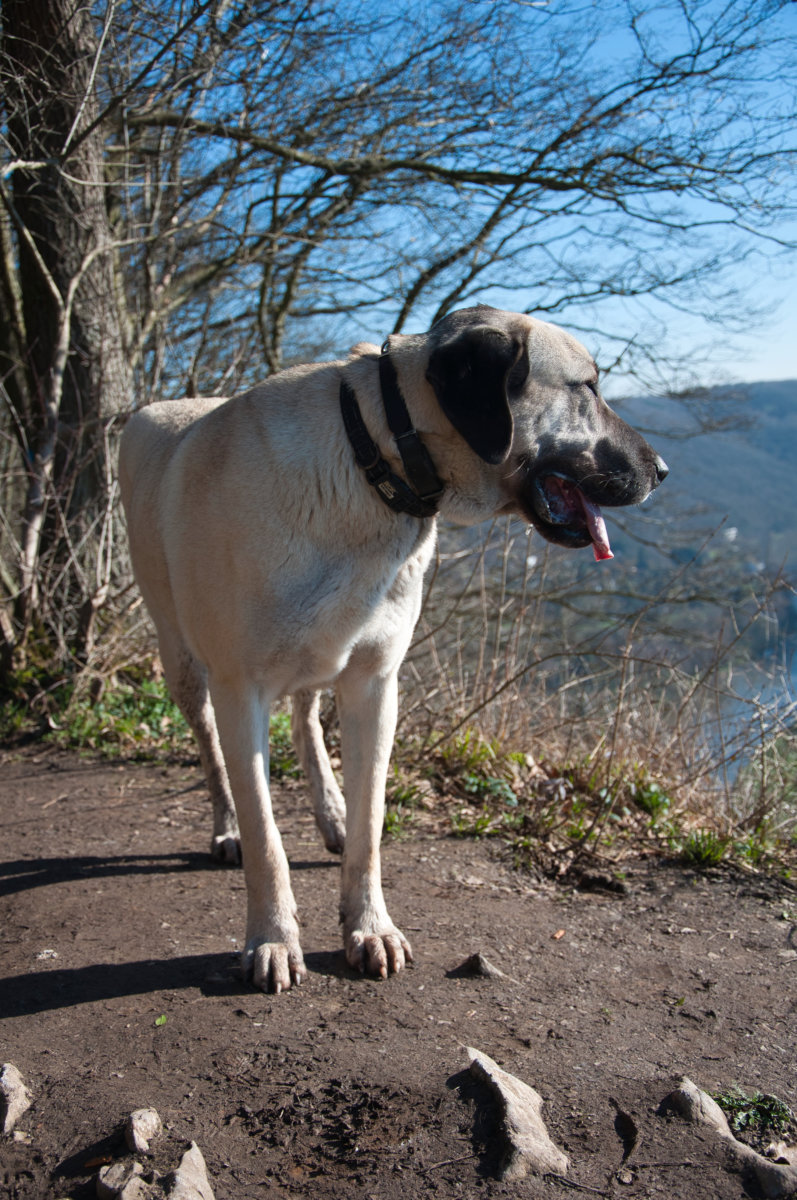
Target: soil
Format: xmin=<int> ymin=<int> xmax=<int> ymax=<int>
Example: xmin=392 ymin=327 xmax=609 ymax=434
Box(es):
xmin=1 ymin=744 xmax=796 ymax=1200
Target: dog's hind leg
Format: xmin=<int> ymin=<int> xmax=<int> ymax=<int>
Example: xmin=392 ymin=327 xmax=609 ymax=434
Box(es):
xmin=156 ymin=627 xmax=241 ymax=864
xmin=209 ymin=676 xmax=305 ymax=993
xmin=291 ymin=689 xmax=346 ymax=854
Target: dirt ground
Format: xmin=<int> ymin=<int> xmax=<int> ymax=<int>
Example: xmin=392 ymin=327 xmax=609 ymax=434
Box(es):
xmin=1 ymin=744 xmax=796 ymax=1200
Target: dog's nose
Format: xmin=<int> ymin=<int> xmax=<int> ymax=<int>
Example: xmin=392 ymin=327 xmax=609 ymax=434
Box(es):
xmin=654 ymin=455 xmax=669 ymax=483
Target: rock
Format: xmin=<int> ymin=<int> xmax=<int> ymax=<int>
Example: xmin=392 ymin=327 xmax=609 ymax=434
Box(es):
xmin=466 ymin=1047 xmax=569 ymax=1180
xmin=0 ymin=1063 xmax=32 ymax=1135
xmin=117 ymin=1179 xmax=154 ymax=1200
xmin=450 ymin=952 xmax=507 ymax=979
xmin=661 ymin=1077 xmax=731 ymax=1136
xmin=96 ymin=1160 xmax=147 ymax=1199
xmin=661 ymin=1077 xmax=797 ymax=1199
xmin=169 ymin=1142 xmax=215 ymax=1200
xmin=125 ymin=1109 xmax=163 ymax=1154
xmin=123 ymin=1185 xmax=152 ymax=1200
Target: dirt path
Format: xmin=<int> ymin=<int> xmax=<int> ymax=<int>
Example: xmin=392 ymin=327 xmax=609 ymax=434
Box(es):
xmin=1 ymin=746 xmax=795 ymax=1198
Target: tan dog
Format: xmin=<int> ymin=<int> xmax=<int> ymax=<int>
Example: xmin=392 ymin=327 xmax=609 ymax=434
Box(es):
xmin=119 ymin=305 xmax=667 ymax=992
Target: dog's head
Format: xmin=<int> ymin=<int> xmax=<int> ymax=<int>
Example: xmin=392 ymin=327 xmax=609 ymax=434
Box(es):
xmin=424 ymin=305 xmax=667 ymax=558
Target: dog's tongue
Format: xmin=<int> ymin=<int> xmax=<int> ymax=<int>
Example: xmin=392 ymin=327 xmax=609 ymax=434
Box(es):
xmin=578 ymin=492 xmax=613 ymax=561
xmin=542 ymin=475 xmax=614 ymax=561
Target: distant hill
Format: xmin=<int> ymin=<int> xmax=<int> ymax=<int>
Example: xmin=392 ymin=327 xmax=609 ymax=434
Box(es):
xmin=610 ymin=379 xmax=797 ymax=573
xmin=434 ymin=377 xmax=797 ymax=692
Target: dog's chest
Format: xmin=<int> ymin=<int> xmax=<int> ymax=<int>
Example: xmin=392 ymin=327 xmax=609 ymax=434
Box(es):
xmin=263 ymin=525 xmax=435 ymax=691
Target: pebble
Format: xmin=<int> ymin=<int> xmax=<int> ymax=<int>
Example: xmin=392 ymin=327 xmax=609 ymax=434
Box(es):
xmin=125 ymin=1109 xmax=163 ymax=1154
xmin=455 ymin=952 xmax=507 ymax=979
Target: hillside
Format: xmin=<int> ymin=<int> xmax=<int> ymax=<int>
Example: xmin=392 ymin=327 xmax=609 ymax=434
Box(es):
xmin=611 ymin=379 xmax=797 ymax=573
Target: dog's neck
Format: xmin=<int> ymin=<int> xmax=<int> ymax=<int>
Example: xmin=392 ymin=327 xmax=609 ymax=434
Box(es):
xmin=340 ymin=341 xmax=445 ymax=520
xmin=378 ymin=343 xmax=444 ymax=506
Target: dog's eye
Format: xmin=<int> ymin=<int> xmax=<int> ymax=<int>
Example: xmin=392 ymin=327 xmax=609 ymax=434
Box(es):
xmin=568 ymin=378 xmax=600 ymax=398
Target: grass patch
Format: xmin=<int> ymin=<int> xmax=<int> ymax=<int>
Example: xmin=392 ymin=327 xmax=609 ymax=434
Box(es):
xmin=680 ymin=828 xmax=729 ymax=868
xmin=387 ymin=724 xmax=796 ymax=877
xmin=0 ymin=668 xmax=194 ymax=759
xmin=0 ymin=665 xmax=300 ymax=776
xmin=712 ymin=1086 xmax=794 ymax=1147
xmin=50 ymin=677 xmax=193 ymax=757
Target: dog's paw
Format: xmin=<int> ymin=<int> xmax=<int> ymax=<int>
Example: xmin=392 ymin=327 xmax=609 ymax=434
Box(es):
xmin=210 ymin=832 xmax=242 ymax=865
xmin=345 ymin=926 xmax=413 ymax=979
xmin=243 ymin=937 xmax=306 ymax=994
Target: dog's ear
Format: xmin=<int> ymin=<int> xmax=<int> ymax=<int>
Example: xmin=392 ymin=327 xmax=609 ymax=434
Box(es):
xmin=425 ymin=325 xmax=521 ymax=464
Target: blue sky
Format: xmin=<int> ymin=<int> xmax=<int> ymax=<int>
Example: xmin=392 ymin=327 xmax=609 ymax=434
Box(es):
xmin=719 ymin=280 xmax=796 ymax=384
xmin=147 ymin=0 xmax=797 ymax=399
xmin=595 ymin=265 xmax=797 ymax=396
xmin=595 ymin=3 xmax=797 ymax=392
xmin=412 ymin=2 xmax=797 ymax=397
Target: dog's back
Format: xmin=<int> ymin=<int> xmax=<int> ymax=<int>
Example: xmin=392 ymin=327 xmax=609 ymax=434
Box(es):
xmin=120 ymin=398 xmax=230 ymax=629
xmin=119 ymin=397 xmax=228 ymax=518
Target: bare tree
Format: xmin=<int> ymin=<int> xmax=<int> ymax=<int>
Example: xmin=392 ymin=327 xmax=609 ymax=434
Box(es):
xmin=100 ymin=0 xmax=795 ymax=388
xmin=1 ymin=0 xmax=131 ymax=653
xmin=0 ymin=0 xmax=794 ymax=670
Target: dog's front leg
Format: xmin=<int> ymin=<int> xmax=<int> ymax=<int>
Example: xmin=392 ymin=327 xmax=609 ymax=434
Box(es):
xmin=209 ymin=677 xmax=305 ymax=993
xmin=336 ymin=666 xmax=412 ymax=978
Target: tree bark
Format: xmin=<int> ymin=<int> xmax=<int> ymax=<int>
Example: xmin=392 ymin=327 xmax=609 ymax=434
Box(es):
xmin=2 ymin=0 xmax=130 ymax=636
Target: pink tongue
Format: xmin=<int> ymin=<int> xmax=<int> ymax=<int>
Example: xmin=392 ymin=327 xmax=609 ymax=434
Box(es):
xmin=577 ymin=491 xmax=614 ymax=561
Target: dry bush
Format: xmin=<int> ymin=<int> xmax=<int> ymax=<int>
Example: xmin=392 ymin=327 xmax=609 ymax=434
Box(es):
xmin=398 ymin=517 xmax=797 ymax=848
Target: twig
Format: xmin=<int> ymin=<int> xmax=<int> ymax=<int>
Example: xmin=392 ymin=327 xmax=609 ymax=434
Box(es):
xmin=422 ymin=1151 xmax=478 ymax=1173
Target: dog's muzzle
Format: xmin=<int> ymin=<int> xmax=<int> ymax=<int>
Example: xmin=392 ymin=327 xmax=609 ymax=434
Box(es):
xmin=518 ymin=454 xmax=668 ymax=561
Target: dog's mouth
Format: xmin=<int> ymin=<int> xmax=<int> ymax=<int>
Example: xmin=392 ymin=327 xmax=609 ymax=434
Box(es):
xmin=525 ymin=473 xmax=614 ymax=561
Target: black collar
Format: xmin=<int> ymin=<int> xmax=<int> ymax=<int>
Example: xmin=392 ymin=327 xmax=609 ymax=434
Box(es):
xmin=339 ymin=341 xmax=444 ymax=519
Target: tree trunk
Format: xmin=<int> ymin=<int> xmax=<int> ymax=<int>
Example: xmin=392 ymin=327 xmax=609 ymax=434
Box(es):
xmin=2 ymin=0 xmax=130 ymax=643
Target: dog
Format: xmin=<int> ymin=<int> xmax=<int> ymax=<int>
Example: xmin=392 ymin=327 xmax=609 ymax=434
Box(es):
xmin=119 ymin=305 xmax=667 ymax=993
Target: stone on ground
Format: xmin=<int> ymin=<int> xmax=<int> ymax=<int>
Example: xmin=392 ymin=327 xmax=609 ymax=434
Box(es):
xmin=96 ymin=1159 xmax=150 ymax=1199
xmin=125 ymin=1108 xmax=163 ymax=1154
xmin=169 ymin=1142 xmax=215 ymax=1200
xmin=454 ymin=952 xmax=507 ymax=979
xmin=0 ymin=1063 xmax=32 ymax=1135
xmin=466 ymin=1047 xmax=569 ymax=1180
